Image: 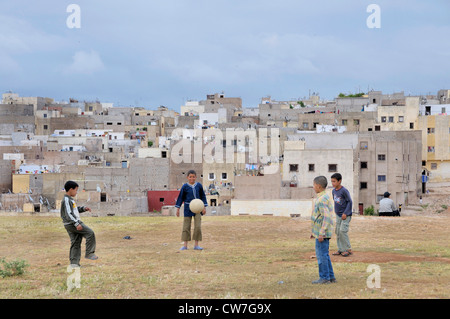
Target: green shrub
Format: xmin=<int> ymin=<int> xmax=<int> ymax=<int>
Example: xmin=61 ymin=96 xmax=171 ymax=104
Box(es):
xmin=0 ymin=258 xmax=29 ymax=278
xmin=363 ymin=205 xmax=375 ymax=216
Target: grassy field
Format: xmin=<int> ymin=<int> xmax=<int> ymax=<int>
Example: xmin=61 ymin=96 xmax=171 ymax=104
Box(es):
xmin=0 ymin=211 xmax=449 ymax=299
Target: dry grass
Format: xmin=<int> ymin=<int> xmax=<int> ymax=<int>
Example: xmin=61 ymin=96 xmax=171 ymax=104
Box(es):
xmin=0 ymin=212 xmax=449 ymax=299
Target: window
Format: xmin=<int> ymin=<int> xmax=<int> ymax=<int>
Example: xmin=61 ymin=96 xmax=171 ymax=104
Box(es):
xmin=381 ymin=116 xmax=386 ymax=123
xmin=410 ymin=123 xmax=414 ymax=129
xmin=43 ymin=125 xmax=48 ymax=130
xmin=43 ymin=113 xmax=47 ymax=118
xmin=303 ymin=122 xmax=309 ymax=129
xmin=101 ymin=193 xmax=107 ymax=202
xmin=376 ymin=194 xmax=384 ymax=203
xmin=221 ymin=172 xmax=227 ymax=180
xmin=399 ymin=116 xmax=404 ymax=122
xmin=375 ymin=125 xmax=380 ymax=131
xmin=89 ymin=106 xmax=93 ymax=111
xmin=428 ymin=146 xmax=435 ymax=153
xmin=328 ymin=164 xmax=337 ymax=172
xmin=159 ymin=198 xmax=165 ymax=202
xmin=289 ymin=164 xmax=299 ymax=172
xmin=360 ymin=142 xmax=368 ymax=150
xmin=308 ymin=164 xmax=315 ymax=172
xmin=360 ymin=182 xmax=367 ymax=189
xmin=354 ymin=119 xmax=360 ymax=125
xmin=388 ymin=116 xmax=394 ymax=123
xmin=427 ymin=128 xmax=435 ymax=134
xmin=378 ymin=154 xmax=386 ymax=161
xmin=208 ymin=173 xmax=215 ymax=180
xmin=361 ymin=162 xmax=368 ymax=169
xmin=431 ymin=163 xmax=438 ymax=170
xmin=106 ymin=122 xmax=113 ymax=125
xmin=378 ymin=175 xmax=386 ymax=182
xmin=342 ymin=119 xmax=348 ymax=125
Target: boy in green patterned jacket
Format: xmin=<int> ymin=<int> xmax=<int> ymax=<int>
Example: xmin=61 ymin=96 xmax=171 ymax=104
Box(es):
xmin=310 ymin=176 xmax=336 ymax=284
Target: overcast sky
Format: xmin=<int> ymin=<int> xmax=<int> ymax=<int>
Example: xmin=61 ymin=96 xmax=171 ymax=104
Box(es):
xmin=1 ymin=0 xmax=449 ymax=110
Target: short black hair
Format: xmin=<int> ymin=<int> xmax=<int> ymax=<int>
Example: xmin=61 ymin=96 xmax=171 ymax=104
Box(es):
xmin=64 ymin=181 xmax=79 ymax=192
xmin=187 ymin=170 xmax=197 ymax=176
xmin=331 ymin=173 xmax=342 ymax=181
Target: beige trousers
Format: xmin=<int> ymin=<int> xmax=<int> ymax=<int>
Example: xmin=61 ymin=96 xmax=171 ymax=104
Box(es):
xmin=182 ymin=214 xmax=202 ymax=241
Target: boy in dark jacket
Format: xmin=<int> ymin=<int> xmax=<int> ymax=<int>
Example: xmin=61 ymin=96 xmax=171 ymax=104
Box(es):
xmin=331 ymin=173 xmax=353 ymax=257
xmin=175 ymin=170 xmax=208 ymax=251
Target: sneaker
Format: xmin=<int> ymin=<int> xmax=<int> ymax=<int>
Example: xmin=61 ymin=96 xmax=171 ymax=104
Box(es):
xmin=194 ymin=246 xmax=203 ymax=250
xmin=312 ymin=278 xmax=331 ymax=284
xmin=330 ymin=278 xmax=337 ymax=283
xmin=85 ymin=254 xmax=98 ymax=260
xmin=180 ymin=246 xmax=188 ymax=251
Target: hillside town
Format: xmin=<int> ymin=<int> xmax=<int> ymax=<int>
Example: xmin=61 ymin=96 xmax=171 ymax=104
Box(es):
xmin=0 ymin=89 xmax=449 ymax=217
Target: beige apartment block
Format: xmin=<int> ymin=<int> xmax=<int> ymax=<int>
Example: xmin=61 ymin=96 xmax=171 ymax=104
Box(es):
xmin=418 ymin=114 xmax=450 ymax=181
xmin=357 ymin=131 xmax=422 ymax=212
xmin=377 ymin=97 xmax=420 ymax=131
xmin=282 ymin=139 xmax=355 ymax=207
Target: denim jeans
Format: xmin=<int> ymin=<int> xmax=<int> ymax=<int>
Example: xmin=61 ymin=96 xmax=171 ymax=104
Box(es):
xmin=315 ymin=238 xmax=335 ymax=281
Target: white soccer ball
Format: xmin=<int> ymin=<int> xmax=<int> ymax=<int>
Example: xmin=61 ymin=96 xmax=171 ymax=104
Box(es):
xmin=189 ymin=199 xmax=204 ymax=214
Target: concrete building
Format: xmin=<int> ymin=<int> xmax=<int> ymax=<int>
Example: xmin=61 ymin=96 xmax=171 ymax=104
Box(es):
xmin=377 ymin=97 xmax=420 ymax=131
xmin=437 ymin=89 xmax=450 ymax=104
xmin=357 ymin=131 xmax=422 ymax=212
xmin=0 ymin=104 xmax=35 ymax=134
xmin=180 ymin=101 xmax=205 ymax=116
xmin=418 ymin=114 xmax=450 ymax=182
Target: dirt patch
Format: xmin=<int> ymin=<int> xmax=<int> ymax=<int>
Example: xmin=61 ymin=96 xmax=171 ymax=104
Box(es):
xmin=304 ymin=251 xmax=450 ymax=264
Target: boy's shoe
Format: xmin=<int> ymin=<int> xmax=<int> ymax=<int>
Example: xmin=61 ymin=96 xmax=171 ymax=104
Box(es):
xmin=85 ymin=254 xmax=98 ymax=260
xmin=69 ymin=264 xmax=80 ymax=268
xmin=330 ymin=278 xmax=337 ymax=283
xmin=194 ymin=246 xmax=203 ymax=250
xmin=180 ymin=246 xmax=188 ymax=251
xmin=312 ymin=278 xmax=331 ymax=284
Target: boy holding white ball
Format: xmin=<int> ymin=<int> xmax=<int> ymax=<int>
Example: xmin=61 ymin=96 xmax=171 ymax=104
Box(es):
xmin=175 ymin=170 xmax=208 ymax=251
